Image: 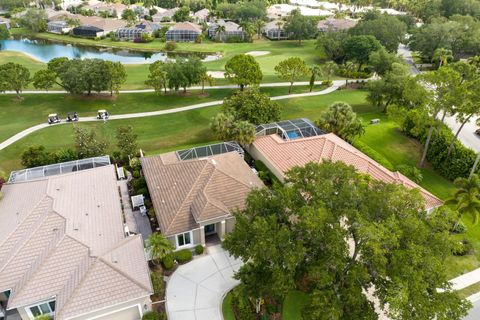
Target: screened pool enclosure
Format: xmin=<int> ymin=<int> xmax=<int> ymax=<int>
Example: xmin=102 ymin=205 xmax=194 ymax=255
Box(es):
xmin=8 ymin=156 xmax=111 ymax=183
xmin=255 ymin=118 xmax=325 ymax=141
xmin=176 ymin=142 xmax=244 ymax=161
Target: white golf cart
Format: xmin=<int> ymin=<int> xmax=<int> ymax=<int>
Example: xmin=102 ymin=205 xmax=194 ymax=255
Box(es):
xmin=47 ymin=113 xmax=60 ymax=124
xmin=97 ymin=109 xmax=109 ymax=120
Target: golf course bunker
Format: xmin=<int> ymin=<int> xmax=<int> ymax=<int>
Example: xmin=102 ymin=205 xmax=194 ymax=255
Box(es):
xmin=207 ymin=71 xmax=226 ymax=78
xmin=246 ymin=51 xmax=271 ymax=57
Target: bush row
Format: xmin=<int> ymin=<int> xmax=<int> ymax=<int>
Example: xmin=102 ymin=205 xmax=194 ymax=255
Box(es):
xmin=162 ymin=248 xmax=193 ymax=270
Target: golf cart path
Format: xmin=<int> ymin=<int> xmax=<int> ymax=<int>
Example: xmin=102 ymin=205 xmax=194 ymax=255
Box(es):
xmin=0 ymin=80 xmax=344 ymax=151
xmin=3 ymin=80 xmax=340 ymax=94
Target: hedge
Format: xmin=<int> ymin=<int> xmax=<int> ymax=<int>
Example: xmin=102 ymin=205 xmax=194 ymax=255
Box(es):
xmin=174 ymin=249 xmax=193 ymax=263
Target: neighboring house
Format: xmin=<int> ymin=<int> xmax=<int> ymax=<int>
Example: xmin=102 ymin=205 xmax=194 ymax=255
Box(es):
xmin=152 ymin=7 xmax=179 ymax=23
xmin=141 ymin=142 xmax=264 ymax=250
xmin=47 ymin=20 xmax=71 ymax=34
xmin=208 ymin=20 xmax=244 ymax=42
xmin=72 ymin=16 xmax=127 ymax=37
xmin=165 ymin=21 xmax=202 ymax=42
xmin=317 ymin=17 xmax=358 ymax=32
xmin=115 ymin=21 xmax=158 ymax=40
xmin=0 ymin=158 xmax=153 ymax=320
xmin=267 ymin=4 xmax=334 ymax=19
xmin=83 ymin=2 xmax=128 ymax=18
xmin=263 ymin=20 xmax=289 ymax=40
xmin=192 ymin=8 xmax=210 ymax=23
xmin=0 ymin=17 xmax=10 ymax=29
xmin=248 ymin=119 xmax=443 ymax=211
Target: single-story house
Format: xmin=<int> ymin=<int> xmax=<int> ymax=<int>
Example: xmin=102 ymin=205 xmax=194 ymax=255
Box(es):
xmin=263 ymin=20 xmax=289 ymax=40
xmin=141 ymin=143 xmax=264 ymax=250
xmin=47 ymin=20 xmax=71 ymax=34
xmin=115 ymin=21 xmax=158 ymax=40
xmin=165 ymin=21 xmax=202 ymax=42
xmin=208 ymin=20 xmax=244 ymax=42
xmin=152 ymin=7 xmax=179 ymax=23
xmin=317 ymin=17 xmax=358 ymax=32
xmin=267 ymin=4 xmax=334 ymax=19
xmin=192 ymin=8 xmax=210 ymax=23
xmin=0 ymin=159 xmax=153 ymax=320
xmin=72 ymin=16 xmax=127 ymax=37
xmin=82 ymin=2 xmax=128 ymax=18
xmin=248 ymin=119 xmax=442 ymax=211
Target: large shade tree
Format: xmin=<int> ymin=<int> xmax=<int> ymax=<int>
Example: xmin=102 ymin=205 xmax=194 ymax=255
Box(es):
xmin=224 ymin=161 xmax=471 ymax=319
xmin=224 ymin=54 xmax=263 ymax=90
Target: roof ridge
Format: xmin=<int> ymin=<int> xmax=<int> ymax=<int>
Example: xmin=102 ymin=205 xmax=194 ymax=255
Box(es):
xmin=99 ymin=254 xmax=152 ymax=293
xmin=213 ymin=164 xmax=256 ymax=190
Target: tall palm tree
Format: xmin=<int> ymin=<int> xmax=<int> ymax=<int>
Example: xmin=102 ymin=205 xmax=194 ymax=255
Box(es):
xmin=446 ymin=174 xmax=480 ymax=225
xmin=432 ymin=48 xmax=453 ymax=68
xmin=254 ymin=19 xmax=265 ymax=39
xmin=146 ymin=232 xmax=174 ymax=265
xmin=215 ymin=25 xmax=226 ymax=42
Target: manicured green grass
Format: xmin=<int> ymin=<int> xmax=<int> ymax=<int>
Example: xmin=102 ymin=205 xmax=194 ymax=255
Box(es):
xmin=282 ymin=290 xmax=309 ymax=320
xmin=1 ymin=34 xmax=324 ymax=89
xmin=457 ymin=281 xmax=480 ymax=299
xmin=222 ymin=292 xmax=235 ymax=320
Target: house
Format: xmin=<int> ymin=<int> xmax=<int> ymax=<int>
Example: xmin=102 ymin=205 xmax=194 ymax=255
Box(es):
xmin=267 ymin=4 xmax=334 ymax=19
xmin=82 ymin=2 xmax=128 ymax=18
xmin=0 ymin=157 xmax=153 ymax=320
xmin=165 ymin=21 xmax=202 ymax=42
xmin=152 ymin=7 xmax=179 ymax=23
xmin=263 ymin=20 xmax=289 ymax=40
xmin=248 ymin=119 xmax=442 ymax=210
xmin=192 ymin=8 xmax=210 ymax=23
xmin=317 ymin=17 xmax=358 ymax=32
xmin=72 ymin=16 xmax=127 ymax=37
xmin=141 ymin=142 xmax=264 ymax=250
xmin=208 ymin=20 xmax=244 ymax=42
xmin=47 ymin=20 xmax=71 ymax=34
xmin=115 ymin=21 xmax=158 ymax=40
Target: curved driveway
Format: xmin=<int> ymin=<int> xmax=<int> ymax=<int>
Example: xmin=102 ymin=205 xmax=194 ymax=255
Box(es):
xmin=166 ymin=245 xmax=242 ymax=320
xmin=0 ymin=80 xmax=344 ymax=151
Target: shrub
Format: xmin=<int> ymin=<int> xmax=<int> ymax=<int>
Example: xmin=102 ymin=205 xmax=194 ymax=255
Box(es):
xmin=150 ymin=271 xmax=165 ymax=295
xmin=165 ymin=41 xmax=177 ymax=51
xmin=162 ymin=254 xmax=174 ymax=270
xmin=33 ymin=315 xmax=52 ymax=320
xmin=132 ymin=170 xmax=141 ymax=178
xmin=452 ymin=239 xmax=474 ymax=256
xmin=132 ymin=177 xmax=147 ymax=191
xmin=321 ymin=80 xmax=333 ymax=86
xmin=231 ymin=286 xmax=256 ymax=320
xmin=142 ymin=311 xmax=161 ymax=320
xmin=174 ymin=249 xmax=193 ymax=263
xmin=451 ymin=222 xmax=467 ymax=234
xmin=195 ymin=244 xmax=204 ymax=255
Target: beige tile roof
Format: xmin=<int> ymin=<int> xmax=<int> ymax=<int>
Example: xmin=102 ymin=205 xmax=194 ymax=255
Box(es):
xmin=169 ymin=22 xmax=202 ymax=33
xmin=252 ymin=133 xmax=442 ymax=209
xmin=0 ymin=166 xmax=152 ymax=319
xmin=317 ymin=18 xmax=358 ymax=31
xmin=141 ymin=151 xmax=264 ymax=236
xmin=76 ymin=15 xmax=127 ymax=32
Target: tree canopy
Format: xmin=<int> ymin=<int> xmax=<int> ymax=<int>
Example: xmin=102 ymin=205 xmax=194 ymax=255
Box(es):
xmin=316 ymin=102 xmax=365 ymax=142
xmin=224 ymin=54 xmax=263 ymax=90
xmin=274 ymin=57 xmax=310 ymax=93
xmin=284 ymin=9 xmax=317 ymax=44
xmin=223 ymin=161 xmax=471 ymax=320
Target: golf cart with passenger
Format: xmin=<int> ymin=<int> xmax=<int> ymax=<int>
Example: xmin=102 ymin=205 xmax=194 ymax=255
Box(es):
xmin=97 ymin=109 xmax=109 ymax=120
xmin=66 ymin=112 xmax=79 ymax=122
xmin=47 ymin=113 xmax=60 ymax=124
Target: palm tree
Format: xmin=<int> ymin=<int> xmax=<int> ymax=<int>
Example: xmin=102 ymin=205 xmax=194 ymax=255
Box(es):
xmin=446 ymin=174 xmax=480 ymax=225
xmin=308 ymin=65 xmax=321 ymax=92
xmin=254 ymin=19 xmax=265 ymax=39
xmin=343 ymin=61 xmax=356 ymax=87
xmin=200 ymin=72 xmax=215 ymax=94
xmin=146 ymin=232 xmax=174 ymax=265
xmin=215 ymin=25 xmax=226 ymax=42
xmin=432 ymin=48 xmax=453 ymax=68
xmin=240 ymin=21 xmax=255 ymax=42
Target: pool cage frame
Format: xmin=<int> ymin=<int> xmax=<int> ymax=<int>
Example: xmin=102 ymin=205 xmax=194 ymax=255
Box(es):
xmin=255 ymin=118 xmax=325 ymax=141
xmin=176 ymin=141 xmax=244 ymax=161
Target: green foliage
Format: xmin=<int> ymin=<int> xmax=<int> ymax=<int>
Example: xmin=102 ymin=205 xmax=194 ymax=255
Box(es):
xmin=105 ymin=61 xmax=127 ymax=95
xmin=19 ymin=9 xmax=47 ymax=32
xmin=368 ymin=48 xmax=401 ymax=76
xmin=116 ymin=125 xmax=138 ymax=161
xmin=121 ymin=8 xmax=137 ymax=23
xmin=223 ymin=161 xmax=471 ymax=319
xmin=165 ymin=41 xmax=177 ymax=51
xmin=210 ymin=113 xmax=256 ymax=145
xmin=173 ymin=6 xmax=191 ymax=22
xmin=0 ymin=62 xmax=31 ymax=97
xmin=33 ymin=315 xmax=52 ymax=320
xmin=174 ymin=248 xmax=193 ymax=263
xmin=142 ymin=311 xmax=166 ymax=320
xmin=73 ymin=127 xmax=109 ymax=159
xmin=230 ymin=285 xmax=256 ymax=320
xmin=21 ymin=145 xmax=52 ymax=168
xmin=316 ymin=101 xmax=365 ymax=142
xmin=452 ymin=239 xmax=474 ymax=256
xmin=284 ymin=9 xmax=317 ymax=44
xmin=447 ymin=175 xmax=480 ymax=225
xmin=224 ymin=54 xmax=262 ymax=90
xmin=162 ymin=254 xmax=175 ymax=270
xmin=396 ymin=164 xmax=424 ymax=183
xmin=316 ymin=30 xmax=349 ymax=64
xmin=32 ymin=69 xmax=57 ymax=91
xmin=253 ymin=159 xmax=279 ymax=186
xmin=344 ymin=35 xmax=382 ymax=70
xmin=145 ymin=61 xmax=168 ymax=94
xmin=147 ymin=232 xmax=174 ymax=265
xmin=150 ymin=271 xmax=165 ymax=295
xmin=216 ymin=0 xmax=266 ymax=21
xmin=274 ymin=57 xmax=310 ymax=93
xmin=195 ymin=244 xmax=204 ymax=254
xmin=0 ymin=25 xmax=10 ymax=40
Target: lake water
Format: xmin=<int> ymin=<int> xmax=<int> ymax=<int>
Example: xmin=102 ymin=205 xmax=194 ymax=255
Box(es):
xmin=0 ymin=38 xmax=219 ymax=64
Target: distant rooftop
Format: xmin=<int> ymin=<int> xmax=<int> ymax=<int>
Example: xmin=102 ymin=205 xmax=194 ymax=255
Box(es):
xmin=256 ymin=118 xmax=325 ymax=141
xmin=8 ymin=156 xmax=111 ymax=183
xmin=176 ymin=141 xmax=244 ymax=161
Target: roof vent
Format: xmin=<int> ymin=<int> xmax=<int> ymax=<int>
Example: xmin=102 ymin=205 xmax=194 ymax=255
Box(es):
xmin=73 ymin=222 xmax=79 ymax=231
xmin=85 ymin=212 xmax=89 ymax=216
xmin=211 ymin=159 xmax=217 ymax=165
xmin=112 ymin=253 xmax=118 ymax=263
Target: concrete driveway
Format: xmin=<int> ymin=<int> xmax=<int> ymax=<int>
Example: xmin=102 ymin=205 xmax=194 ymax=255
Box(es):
xmin=166 ymin=245 xmax=242 ymax=320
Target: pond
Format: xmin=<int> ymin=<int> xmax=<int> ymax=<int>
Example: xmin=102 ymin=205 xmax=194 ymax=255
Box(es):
xmin=0 ymin=38 xmax=220 ymax=64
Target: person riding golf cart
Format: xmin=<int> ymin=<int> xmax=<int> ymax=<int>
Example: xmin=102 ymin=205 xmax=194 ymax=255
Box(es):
xmin=47 ymin=113 xmax=60 ymax=125
xmin=97 ymin=109 xmax=109 ymax=120
xmin=66 ymin=112 xmax=78 ymax=122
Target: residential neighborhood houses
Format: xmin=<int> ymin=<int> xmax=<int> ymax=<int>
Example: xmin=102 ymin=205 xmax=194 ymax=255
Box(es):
xmin=2 ymin=0 xmax=480 ymax=319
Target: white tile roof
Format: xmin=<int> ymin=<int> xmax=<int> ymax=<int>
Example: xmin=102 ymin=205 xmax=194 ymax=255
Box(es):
xmin=0 ymin=165 xmax=152 ymax=319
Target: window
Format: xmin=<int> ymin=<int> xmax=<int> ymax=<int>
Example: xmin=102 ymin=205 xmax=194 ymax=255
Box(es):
xmin=177 ymin=232 xmax=192 ymax=247
xmin=26 ymin=300 xmax=55 ymax=318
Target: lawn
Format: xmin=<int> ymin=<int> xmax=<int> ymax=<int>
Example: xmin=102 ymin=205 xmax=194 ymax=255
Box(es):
xmin=1 ymin=34 xmax=324 ymax=89
xmin=222 ymin=292 xmax=235 ymax=320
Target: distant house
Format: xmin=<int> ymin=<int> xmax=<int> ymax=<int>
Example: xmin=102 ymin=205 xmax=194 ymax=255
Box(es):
xmin=141 ymin=142 xmax=264 ymax=250
xmin=165 ymin=22 xmax=202 ymax=42
xmin=0 ymin=160 xmax=153 ymax=320
xmin=47 ymin=20 xmax=70 ymax=34
xmin=193 ymin=8 xmax=210 ymax=23
xmin=208 ymin=20 xmax=244 ymax=42
xmin=317 ymin=17 xmax=358 ymax=32
xmin=267 ymin=4 xmax=334 ymax=19
xmin=83 ymin=2 xmax=128 ymax=18
xmin=115 ymin=21 xmax=158 ymax=40
xmin=72 ymin=16 xmax=127 ymax=37
xmin=248 ymin=119 xmax=443 ymax=211
xmin=263 ymin=20 xmax=289 ymax=40
xmin=152 ymin=7 xmax=179 ymax=23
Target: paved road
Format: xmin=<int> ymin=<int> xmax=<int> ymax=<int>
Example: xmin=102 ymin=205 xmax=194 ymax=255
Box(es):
xmin=166 ymin=245 xmax=241 ymax=320
xmin=397 ymin=43 xmax=420 ymax=75
xmin=0 ymin=81 xmax=345 ymax=151
xmin=443 ymin=115 xmax=480 ymax=152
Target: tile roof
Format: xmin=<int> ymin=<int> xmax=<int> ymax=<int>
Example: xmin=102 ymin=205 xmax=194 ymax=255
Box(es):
xmin=252 ymin=133 xmax=442 ymax=209
xmin=169 ymin=22 xmax=202 ymax=33
xmin=0 ymin=165 xmax=152 ymax=319
xmin=317 ymin=18 xmax=358 ymax=31
xmin=141 ymin=151 xmax=264 ymax=236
